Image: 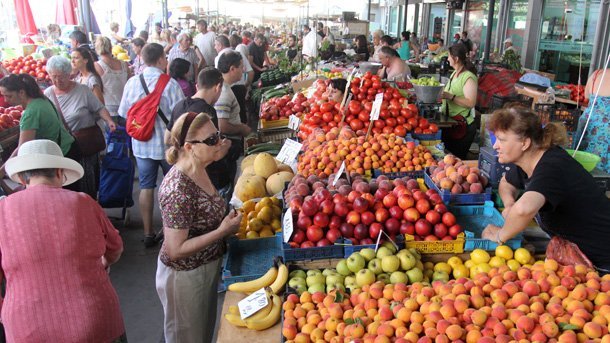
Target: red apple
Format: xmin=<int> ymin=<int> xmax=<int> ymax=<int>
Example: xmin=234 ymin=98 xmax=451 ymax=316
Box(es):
xmin=333 ymin=193 xmax=347 ymax=204
xmin=289 ymin=198 xmax=303 ymax=212
xmin=302 ymin=199 xmax=317 ymax=217
xmin=375 ymin=188 xmax=389 ymax=201
xmin=352 ymin=197 xmax=370 ymax=213
xmin=448 ymin=224 xmax=462 ymax=238
xmin=433 ymin=223 xmax=448 ymax=238
xmin=354 ymin=223 xmax=369 ymax=240
xmin=388 ymin=206 xmax=403 ymax=220
xmin=369 ymin=222 xmax=383 ymax=240
xmin=306 ymin=225 xmax=324 ymax=242
xmin=415 ymin=199 xmax=431 ymax=215
xmin=292 ymin=230 xmax=306 ymax=244
xmin=346 ymin=211 xmax=361 ymax=225
xmin=316 ymin=238 xmax=332 ymax=247
xmin=347 ymin=190 xmax=362 ymax=203
xmin=320 ymin=199 xmax=335 ymax=215
xmin=434 ymin=204 xmax=448 ymax=214
xmin=301 ymin=241 xmax=315 ymax=248
xmin=334 ymin=202 xmax=350 ymax=217
xmin=393 ymin=185 xmax=409 ymax=197
xmin=425 ymin=189 xmax=438 ymax=199
xmin=442 ymin=236 xmax=454 ymax=241
xmin=425 ymin=210 xmax=441 ymax=225
xmin=361 ymin=238 xmax=374 ymax=245
xmin=412 ymin=191 xmax=427 ymax=201
xmin=313 ymin=188 xmax=331 ymax=205
xmin=328 ymin=215 xmax=342 ymax=231
xmin=429 ymin=194 xmax=444 ymax=205
xmin=296 ymin=215 xmax=312 ymax=230
xmin=397 ymin=194 xmax=415 ymax=210
xmin=354 ymin=181 xmax=371 ymax=194
xmin=442 ymin=212 xmax=457 ymax=227
xmin=400 ymin=222 xmax=415 ymax=235
xmin=406 ymin=179 xmax=420 ymax=190
xmin=403 ymin=208 xmax=420 ymax=222
xmin=339 ymin=223 xmax=354 ymax=238
xmin=326 ymin=228 xmax=342 ymax=243
xmin=375 ymin=208 xmax=390 ymax=223
xmin=313 ymin=212 xmax=330 ymax=228
xmin=383 ymin=193 xmax=398 ymax=208
xmin=385 ymin=218 xmax=400 ymax=235
xmin=424 ymin=235 xmax=439 ymax=241
xmin=361 ymin=211 xmax=375 ymax=225
xmin=415 ymin=219 xmax=432 ymax=236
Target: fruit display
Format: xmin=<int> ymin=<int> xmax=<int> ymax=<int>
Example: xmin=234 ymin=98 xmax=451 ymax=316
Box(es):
xmin=238 ymin=197 xmax=283 ymax=239
xmin=282 ymin=258 xmax=610 ymax=342
xmin=224 ymin=287 xmax=282 ymax=331
xmin=283 ymin=170 xmax=460 ymax=248
xmin=228 ymin=257 xmax=289 ymax=295
xmin=411 ymin=77 xmax=441 ymax=87
xmin=234 ymin=153 xmax=294 ymax=202
xmin=555 ymin=84 xmax=587 ymax=104
xmin=428 ymin=154 xmax=489 ymax=194
xmin=297 ymin=127 xmax=436 ymax=178
xmin=0 ymin=106 xmax=23 ymax=130
xmin=287 ymin=244 xmax=425 ymax=295
xmin=260 ymin=93 xmax=309 ymax=121
xmin=111 ymin=45 xmax=130 ymax=62
xmin=2 ymin=56 xmax=49 ymax=81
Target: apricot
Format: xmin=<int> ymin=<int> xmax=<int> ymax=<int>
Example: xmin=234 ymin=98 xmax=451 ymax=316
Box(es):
xmin=516 ymin=316 xmax=535 ymax=333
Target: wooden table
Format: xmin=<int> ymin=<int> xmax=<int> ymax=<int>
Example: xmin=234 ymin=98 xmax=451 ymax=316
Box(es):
xmin=217 ymin=291 xmax=281 ymax=343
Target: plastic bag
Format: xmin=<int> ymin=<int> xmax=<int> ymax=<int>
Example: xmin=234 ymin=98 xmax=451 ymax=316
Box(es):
xmin=546 ymin=236 xmax=594 ymax=268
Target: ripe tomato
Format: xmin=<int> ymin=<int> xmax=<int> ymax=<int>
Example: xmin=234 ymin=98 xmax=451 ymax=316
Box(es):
xmin=408 ymin=117 xmax=419 ymax=127
xmin=382 ymin=126 xmax=394 ymax=134
xmin=357 ymin=93 xmax=366 ymax=101
xmin=350 ymin=87 xmax=359 ymax=95
xmin=380 ymin=109 xmax=389 ymax=119
xmin=351 ymin=77 xmax=361 ymax=86
xmin=419 ymin=118 xmax=430 ymax=129
xmin=385 ymin=117 xmax=397 ymax=128
xmin=394 ymin=125 xmax=407 ymax=136
xmin=389 ymin=109 xmax=400 ymax=118
xmin=349 ymin=118 xmax=364 ymax=131
xmin=414 ymin=127 xmax=423 ymax=134
xmin=322 ymin=111 xmax=333 ymax=123
xmin=363 ymin=72 xmax=373 ymax=79
xmin=372 ymin=127 xmax=382 ymax=134
xmin=406 ymin=104 xmax=418 ymax=114
xmin=333 ymin=114 xmax=342 ymax=123
xmin=321 ymin=102 xmax=334 ymax=113
xmin=363 ymin=79 xmax=372 ymax=88
xmin=374 ymin=120 xmax=385 ymax=129
xmin=371 ymin=75 xmax=381 ymax=82
xmin=372 ymin=81 xmax=381 ymax=89
xmin=358 ymin=110 xmax=369 ymax=122
xmin=348 ymin=100 xmax=361 ymax=115
xmin=429 ymin=123 xmax=439 ymax=133
xmin=383 ymin=92 xmax=393 ymax=101
xmin=396 ymin=116 xmax=406 ymax=124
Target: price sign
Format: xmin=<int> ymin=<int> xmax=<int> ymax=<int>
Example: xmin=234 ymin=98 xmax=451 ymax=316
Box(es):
xmin=332 ymin=161 xmax=346 ymax=186
xmin=369 ymin=93 xmax=384 ymax=121
xmin=288 ymin=115 xmax=301 ymax=131
xmin=283 ymin=208 xmax=294 ymax=243
xmin=276 ymin=139 xmax=303 ymax=164
xmin=238 ymin=288 xmax=269 ymax=319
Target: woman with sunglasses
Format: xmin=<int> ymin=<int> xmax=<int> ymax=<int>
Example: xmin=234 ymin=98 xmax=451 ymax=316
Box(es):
xmin=156 ymin=111 xmax=240 ymax=343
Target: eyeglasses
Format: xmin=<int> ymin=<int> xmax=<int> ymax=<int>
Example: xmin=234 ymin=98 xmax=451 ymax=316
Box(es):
xmin=187 ymin=131 xmax=222 ymax=146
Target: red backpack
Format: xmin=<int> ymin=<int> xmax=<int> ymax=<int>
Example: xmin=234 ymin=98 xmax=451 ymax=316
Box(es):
xmin=126 ymin=73 xmax=171 ymax=141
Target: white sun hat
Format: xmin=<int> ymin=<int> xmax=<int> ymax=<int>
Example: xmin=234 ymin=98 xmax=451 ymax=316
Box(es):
xmin=504 ymin=38 xmax=513 ymax=44
xmin=5 ymin=139 xmax=83 ymax=186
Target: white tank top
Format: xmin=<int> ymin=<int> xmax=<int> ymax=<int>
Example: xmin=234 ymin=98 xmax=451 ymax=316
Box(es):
xmin=97 ymin=60 xmax=128 ymax=115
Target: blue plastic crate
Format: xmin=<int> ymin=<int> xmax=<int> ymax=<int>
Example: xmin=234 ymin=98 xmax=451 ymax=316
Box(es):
xmin=222 ymin=234 xmax=283 ymax=287
xmin=424 ymin=169 xmax=492 ymax=205
xmin=372 ymin=169 xmax=424 ymax=180
xmin=448 ymin=201 xmax=522 ymax=251
xmin=281 ymin=210 xmax=344 ymax=262
xmin=413 ymin=129 xmax=442 ymax=141
xmin=478 ymin=147 xmax=514 ymax=188
xmin=342 ymin=236 xmax=406 ymax=258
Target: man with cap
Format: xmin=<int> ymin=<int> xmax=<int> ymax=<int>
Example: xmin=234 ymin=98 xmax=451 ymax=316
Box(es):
xmin=503 ymin=37 xmax=516 ymax=55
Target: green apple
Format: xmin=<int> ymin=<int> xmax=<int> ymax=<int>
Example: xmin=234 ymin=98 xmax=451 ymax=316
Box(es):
xmin=367 ymin=258 xmax=383 ymax=275
xmin=424 ymin=269 xmax=434 ymax=280
xmin=306 ymin=269 xmax=321 ymax=278
xmin=432 ymin=271 xmax=449 ymax=282
xmin=347 ymin=252 xmax=366 ymax=273
xmin=381 ymin=241 xmax=398 ymax=254
xmin=406 ymin=268 xmax=424 ymax=284
xmin=293 ymin=284 xmax=307 ymax=295
xmin=376 ymin=273 xmax=391 ymax=284
xmin=356 ymin=269 xmax=376 ymax=287
xmin=359 ymin=248 xmax=376 ymax=262
xmin=415 ymin=260 xmax=424 ymax=271
xmin=381 ymin=255 xmax=400 ymax=273
xmin=327 ymin=283 xmax=346 ymax=293
xmin=396 ymin=249 xmax=417 ymax=271
xmin=306 ymin=274 xmax=325 ymax=286
xmin=289 ymin=277 xmax=306 ymax=289
xmin=344 ymin=275 xmax=356 ymax=286
xmin=336 ymin=259 xmax=351 ymax=276
xmin=390 ymin=271 xmax=409 ymax=284
xmin=326 ymin=274 xmax=345 ymax=286
xmin=346 ymin=283 xmax=359 ymax=292
xmin=376 ymin=246 xmax=393 ymax=259
xmin=322 ymin=268 xmax=336 ymax=277
xmin=408 ymin=248 xmax=421 ymax=260
xmin=289 ymin=270 xmax=306 ymax=279
xmin=308 ymin=283 xmax=326 ymax=294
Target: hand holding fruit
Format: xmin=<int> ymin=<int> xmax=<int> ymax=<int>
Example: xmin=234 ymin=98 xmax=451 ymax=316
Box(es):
xmin=220 ymin=210 xmax=243 ymax=236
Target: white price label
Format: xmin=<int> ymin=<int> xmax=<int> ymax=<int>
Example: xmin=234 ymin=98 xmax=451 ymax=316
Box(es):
xmin=283 ymin=208 xmax=294 ymax=243
xmin=238 ymin=288 xmax=269 ymax=319
xmin=369 ymin=93 xmax=384 ymax=121
xmin=332 ymin=161 xmax=346 ymax=186
xmin=288 ymin=115 xmax=301 ymax=131
xmin=275 ymin=139 xmax=303 ymax=164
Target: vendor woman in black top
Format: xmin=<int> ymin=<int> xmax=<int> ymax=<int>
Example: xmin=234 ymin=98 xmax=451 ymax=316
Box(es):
xmin=481 ymin=105 xmax=610 ymax=274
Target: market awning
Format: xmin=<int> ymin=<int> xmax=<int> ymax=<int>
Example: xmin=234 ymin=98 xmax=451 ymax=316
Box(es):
xmin=13 ymin=0 xmax=38 ymax=36
xmin=56 ymin=0 xmax=78 ymax=25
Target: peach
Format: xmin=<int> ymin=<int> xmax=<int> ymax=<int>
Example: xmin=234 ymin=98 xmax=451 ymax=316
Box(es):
xmin=409 ymin=322 xmax=423 ymax=335
xmin=561 ymin=276 xmax=577 ymax=290
xmin=439 ymin=304 xmax=456 ymax=320
xmin=541 ymin=321 xmax=559 ymax=338
xmin=502 ymin=282 xmax=519 ymax=297
xmin=445 ymin=324 xmax=464 ymax=340
xmin=378 ymin=306 xmax=392 ymax=321
xmin=282 ymin=324 xmax=298 ymax=340
xmin=435 ymin=319 xmax=451 ymax=334
xmin=517 ymin=267 xmax=531 ymax=280
xmin=395 ymin=325 xmax=408 ymax=338
xmin=557 ymin=330 xmax=577 ymax=343
xmin=547 ymin=273 xmax=561 ymax=287
xmin=470 ymin=294 xmax=485 ymax=309
xmin=491 ymin=304 xmax=507 ymax=320
xmin=546 ymin=302 xmax=564 ymax=317
xmin=324 ymin=330 xmax=336 ymax=342
xmin=470 ymin=309 xmax=487 ymax=327
xmin=565 ymin=299 xmax=585 ymax=314
xmin=568 ymin=315 xmax=585 ymax=329
xmin=293 ymin=332 xmax=311 ymax=343
xmin=511 ymin=292 xmax=530 ymax=307
xmin=569 ymin=284 xmax=587 ymax=301
xmin=465 ymin=329 xmax=481 ymax=343
xmin=453 ymin=298 xmax=469 ymax=314
xmin=424 ymin=326 xmax=439 ymax=339
xmin=522 ymin=280 xmax=541 ymax=297
xmin=490 ymin=289 xmax=509 ymax=304
xmin=328 ymin=303 xmax=344 ymax=320
xmin=376 ymin=323 xmax=394 ymax=337
xmin=530 ymin=332 xmax=548 ymax=342
xmin=516 ymin=316 xmax=535 ymax=333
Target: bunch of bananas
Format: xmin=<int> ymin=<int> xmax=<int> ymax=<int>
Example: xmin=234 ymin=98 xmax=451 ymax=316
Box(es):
xmin=228 ymin=257 xmax=288 ymax=295
xmin=224 ymin=287 xmax=282 ymax=331
xmin=237 ymin=197 xmax=282 ymax=240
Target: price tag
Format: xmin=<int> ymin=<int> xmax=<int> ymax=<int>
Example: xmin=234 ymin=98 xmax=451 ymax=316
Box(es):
xmin=275 ymin=139 xmax=303 ymax=164
xmin=283 ymin=208 xmax=294 ymax=243
xmin=369 ymin=93 xmax=384 ymax=121
xmin=332 ymin=161 xmax=346 ymax=186
xmin=288 ymin=115 xmax=301 ymax=131
xmin=238 ymin=288 xmax=269 ymax=319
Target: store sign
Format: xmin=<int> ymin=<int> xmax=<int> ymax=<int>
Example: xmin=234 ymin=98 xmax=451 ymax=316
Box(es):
xmin=288 ymin=115 xmax=301 ymax=131
xmin=276 ymin=139 xmax=303 ymax=165
xmin=283 ymin=208 xmax=294 ymax=243
xmin=369 ymin=93 xmax=384 ymax=121
xmin=238 ymin=288 xmax=269 ymax=319
xmin=332 ymin=161 xmax=347 ymax=186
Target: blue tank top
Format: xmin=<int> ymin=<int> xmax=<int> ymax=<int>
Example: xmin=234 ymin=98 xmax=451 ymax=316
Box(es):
xmin=398 ymin=40 xmax=411 ymax=60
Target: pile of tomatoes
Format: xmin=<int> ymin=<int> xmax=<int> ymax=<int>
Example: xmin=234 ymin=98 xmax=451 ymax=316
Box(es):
xmin=260 ymin=93 xmax=310 ymax=121
xmin=0 ymin=106 xmax=23 ymax=131
xmin=2 ymin=56 xmax=49 ymax=81
xmin=297 ymin=73 xmax=439 ymax=140
xmin=555 ymin=84 xmax=587 ymax=104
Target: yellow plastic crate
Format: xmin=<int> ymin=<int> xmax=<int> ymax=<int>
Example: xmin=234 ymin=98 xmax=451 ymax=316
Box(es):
xmin=260 ymin=118 xmax=290 ymax=129
xmin=404 ymin=232 xmax=465 ymax=254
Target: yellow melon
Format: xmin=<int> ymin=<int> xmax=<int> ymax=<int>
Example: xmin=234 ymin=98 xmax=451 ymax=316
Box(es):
xmin=276 ymin=163 xmax=294 ymax=173
xmin=253 ymin=153 xmax=278 ymax=178
xmin=235 ymin=175 xmax=267 ymax=202
xmin=266 ymin=171 xmax=294 ymax=195
xmin=241 ymin=154 xmax=258 ymax=171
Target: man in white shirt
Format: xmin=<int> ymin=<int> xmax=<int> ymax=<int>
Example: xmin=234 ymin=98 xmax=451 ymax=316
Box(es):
xmin=302 ymin=25 xmax=322 ymax=59
xmin=193 ymin=19 xmax=217 ymax=67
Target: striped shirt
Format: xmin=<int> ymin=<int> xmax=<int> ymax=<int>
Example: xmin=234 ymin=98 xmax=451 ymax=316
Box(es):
xmin=168 ymin=46 xmax=200 ymax=82
xmin=118 ymin=66 xmax=185 ymax=160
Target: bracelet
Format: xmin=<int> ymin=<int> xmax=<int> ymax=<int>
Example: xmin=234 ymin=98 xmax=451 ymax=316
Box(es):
xmin=451 ymin=94 xmax=456 ymax=101
xmin=496 ymin=230 xmax=505 ymax=245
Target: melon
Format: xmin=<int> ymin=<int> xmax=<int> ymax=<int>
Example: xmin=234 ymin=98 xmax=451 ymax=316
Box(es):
xmin=235 ymin=175 xmax=267 ymax=202
xmin=241 ymin=154 xmax=258 ymax=171
xmin=277 ymin=164 xmax=294 ymax=173
xmin=266 ymin=171 xmax=294 ymax=195
xmin=253 ymin=153 xmax=278 ymax=178
xmin=241 ymin=166 xmax=255 ymax=177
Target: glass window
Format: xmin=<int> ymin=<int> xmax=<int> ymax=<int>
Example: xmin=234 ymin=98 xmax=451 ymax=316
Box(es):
xmin=450 ymin=11 xmax=463 ymax=44
xmin=428 ymin=4 xmax=447 ymax=42
xmin=465 ymin=0 xmax=501 ymax=59
xmin=505 ymin=0 xmax=528 ymax=54
xmin=537 ymin=0 xmax=601 ymax=83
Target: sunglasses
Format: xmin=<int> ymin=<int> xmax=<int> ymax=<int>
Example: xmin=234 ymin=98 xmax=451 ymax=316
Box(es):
xmin=187 ymin=131 xmax=223 ymax=146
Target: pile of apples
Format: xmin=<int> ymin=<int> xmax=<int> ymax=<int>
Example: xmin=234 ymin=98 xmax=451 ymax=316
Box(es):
xmin=287 ymin=244 xmax=425 ymax=296
xmin=0 ymin=106 xmax=23 ymax=130
xmin=297 ymin=126 xmax=436 ymax=178
xmin=283 ymin=172 xmax=463 ymax=249
xmin=259 ymin=93 xmax=309 ymax=121
xmin=428 ymin=154 xmax=489 ymax=194
xmin=282 ymin=259 xmax=610 ymax=343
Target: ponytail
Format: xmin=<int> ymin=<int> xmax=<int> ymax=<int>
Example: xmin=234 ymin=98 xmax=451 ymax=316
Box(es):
xmin=541 ymin=122 xmax=568 ymax=149
xmin=448 ymin=44 xmax=477 ymax=75
xmin=0 ymin=74 xmax=44 ymax=99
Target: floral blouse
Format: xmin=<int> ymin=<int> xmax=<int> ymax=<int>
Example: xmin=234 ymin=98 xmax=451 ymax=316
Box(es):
xmin=159 ymin=167 xmax=226 ymax=271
